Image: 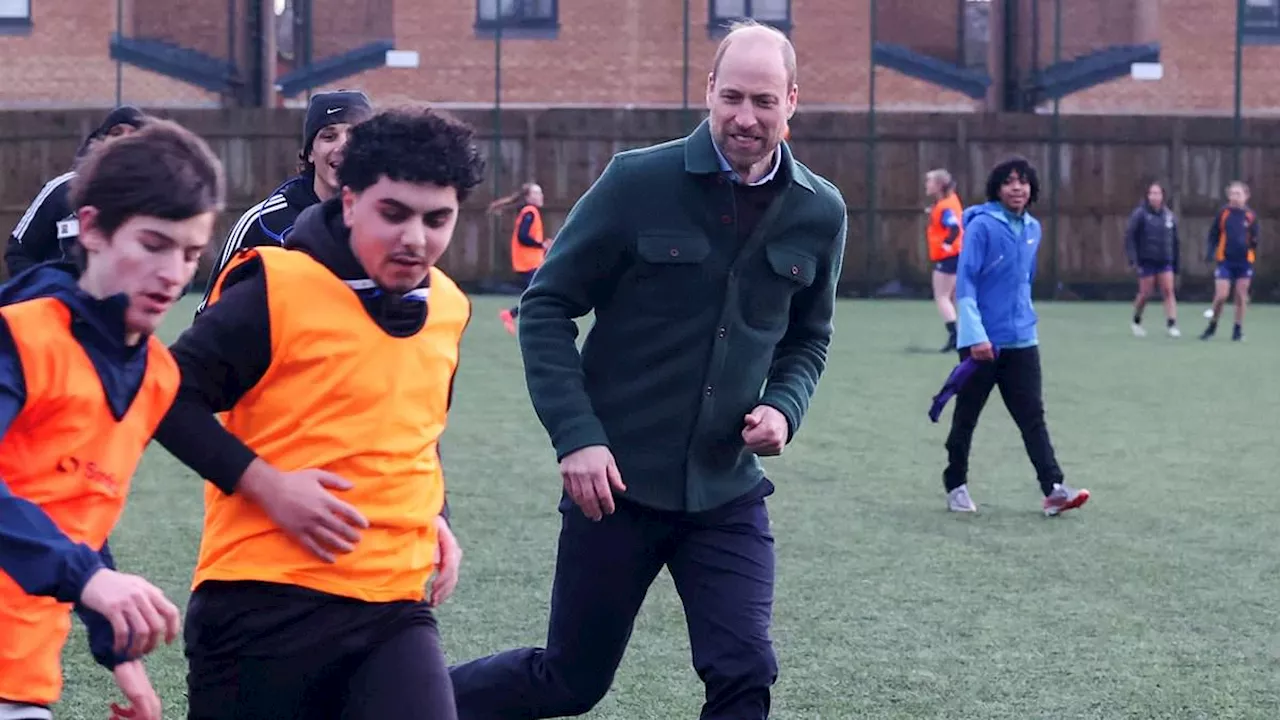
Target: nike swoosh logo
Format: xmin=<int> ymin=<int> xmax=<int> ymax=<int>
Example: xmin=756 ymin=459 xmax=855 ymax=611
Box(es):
xmin=326 ymin=107 xmax=342 ymax=115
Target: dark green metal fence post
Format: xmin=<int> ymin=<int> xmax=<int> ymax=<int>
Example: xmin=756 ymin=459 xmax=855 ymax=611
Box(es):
xmin=227 ymin=0 xmax=237 ymax=106
xmin=865 ymin=0 xmax=878 ymax=298
xmin=682 ymin=0 xmax=690 ymax=123
xmin=115 ymin=0 xmax=123 ymax=105
xmin=1233 ymin=0 xmax=1244 ymax=180
xmin=493 ymin=14 xmax=503 ymax=203
xmin=1048 ymin=0 xmax=1062 ymax=297
xmin=301 ymin=0 xmax=313 ymax=102
xmin=491 ymin=13 xmax=503 ymax=278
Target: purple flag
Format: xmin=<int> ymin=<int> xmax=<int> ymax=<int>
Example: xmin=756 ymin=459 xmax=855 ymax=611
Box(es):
xmin=928 ymin=352 xmax=995 ymax=423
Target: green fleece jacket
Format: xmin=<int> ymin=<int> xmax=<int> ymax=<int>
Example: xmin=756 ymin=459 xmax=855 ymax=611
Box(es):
xmin=517 ymin=119 xmax=847 ymax=512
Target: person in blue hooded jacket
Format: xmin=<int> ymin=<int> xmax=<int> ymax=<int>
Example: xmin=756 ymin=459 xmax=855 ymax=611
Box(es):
xmin=942 ymin=156 xmax=1090 ymax=517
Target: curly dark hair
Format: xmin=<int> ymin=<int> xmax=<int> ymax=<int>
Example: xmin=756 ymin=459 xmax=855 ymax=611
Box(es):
xmin=984 ymin=155 xmax=1040 ymax=206
xmin=338 ymin=106 xmax=486 ymax=202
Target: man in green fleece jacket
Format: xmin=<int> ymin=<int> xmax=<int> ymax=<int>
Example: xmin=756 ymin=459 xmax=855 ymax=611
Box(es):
xmin=449 ymin=19 xmax=847 ymax=720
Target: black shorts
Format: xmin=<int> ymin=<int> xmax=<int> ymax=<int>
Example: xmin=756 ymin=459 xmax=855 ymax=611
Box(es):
xmin=184 ymin=580 xmax=455 ymax=720
xmin=934 ymin=256 xmax=959 ymax=274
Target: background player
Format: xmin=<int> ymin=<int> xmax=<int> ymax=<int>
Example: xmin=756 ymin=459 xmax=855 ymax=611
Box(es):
xmin=1200 ymin=180 xmax=1258 ymax=342
xmin=4 ymin=106 xmax=147 ymax=277
xmin=490 ymin=181 xmax=549 ymax=335
xmin=924 ymin=168 xmax=964 ymax=352
xmin=195 ymin=90 xmax=373 ymax=315
xmin=0 ymin=117 xmax=224 ymax=720
xmin=1124 ymin=180 xmax=1181 ymax=338
xmin=945 ymin=155 xmax=1089 ymax=517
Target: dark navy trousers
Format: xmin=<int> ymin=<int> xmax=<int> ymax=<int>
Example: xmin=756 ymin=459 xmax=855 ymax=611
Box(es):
xmin=450 ymin=479 xmax=778 ymax=719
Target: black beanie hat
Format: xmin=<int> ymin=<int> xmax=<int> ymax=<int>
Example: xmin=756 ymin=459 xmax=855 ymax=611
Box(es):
xmin=302 ymin=90 xmax=374 ymax=157
xmin=93 ymin=105 xmax=147 ymax=137
xmin=74 ymin=105 xmax=148 ymax=162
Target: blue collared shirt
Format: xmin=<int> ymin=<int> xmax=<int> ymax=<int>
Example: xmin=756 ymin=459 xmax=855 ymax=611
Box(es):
xmin=712 ymin=140 xmax=782 ymax=186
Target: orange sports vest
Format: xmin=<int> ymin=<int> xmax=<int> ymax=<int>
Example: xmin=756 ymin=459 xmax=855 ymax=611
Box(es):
xmin=0 ymin=297 xmax=178 ymax=707
xmin=927 ymin=193 xmax=965 ymax=262
xmin=192 ymin=246 xmax=470 ymax=603
xmin=511 ymin=204 xmax=545 ymax=273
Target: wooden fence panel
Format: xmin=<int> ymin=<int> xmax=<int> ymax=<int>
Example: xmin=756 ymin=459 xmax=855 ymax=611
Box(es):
xmin=1 ymin=108 xmax=1278 ymax=300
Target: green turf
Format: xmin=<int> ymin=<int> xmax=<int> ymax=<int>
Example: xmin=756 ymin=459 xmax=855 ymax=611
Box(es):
xmin=54 ymin=295 xmax=1280 ymax=719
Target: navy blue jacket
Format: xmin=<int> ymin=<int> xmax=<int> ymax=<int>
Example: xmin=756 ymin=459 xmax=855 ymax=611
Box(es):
xmin=1124 ymin=203 xmax=1179 ymax=272
xmin=0 ymin=262 xmax=146 ymax=671
xmin=195 ymin=175 xmax=321 ymax=316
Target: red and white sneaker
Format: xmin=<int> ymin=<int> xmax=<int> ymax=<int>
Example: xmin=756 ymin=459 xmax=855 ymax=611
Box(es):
xmin=1042 ymin=483 xmax=1090 ymax=517
xmin=498 ymin=308 xmax=516 ymax=335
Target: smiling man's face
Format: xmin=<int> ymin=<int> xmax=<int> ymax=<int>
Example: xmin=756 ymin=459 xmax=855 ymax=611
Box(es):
xmin=706 ymin=28 xmax=797 ymax=182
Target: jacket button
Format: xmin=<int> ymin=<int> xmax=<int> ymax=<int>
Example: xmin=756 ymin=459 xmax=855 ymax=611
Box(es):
xmin=717 ymin=327 xmax=727 ymax=338
xmin=669 ymin=248 xmax=679 ymax=257
xmin=705 ymin=386 xmax=714 ymax=396
xmin=791 ymin=265 xmax=800 ymax=275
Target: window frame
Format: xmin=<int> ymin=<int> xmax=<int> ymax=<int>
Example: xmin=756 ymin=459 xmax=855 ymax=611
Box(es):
xmin=0 ymin=0 xmax=32 ymax=35
xmin=707 ymin=0 xmax=793 ymax=37
xmin=1243 ymin=0 xmax=1280 ymax=45
xmin=475 ymin=0 xmax=559 ymax=39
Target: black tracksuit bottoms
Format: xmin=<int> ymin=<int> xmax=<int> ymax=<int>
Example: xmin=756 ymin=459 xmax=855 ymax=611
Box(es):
xmin=184 ymin=580 xmax=456 ymax=720
xmin=943 ymin=345 xmax=1065 ymax=496
xmin=449 ymin=480 xmax=778 ymax=720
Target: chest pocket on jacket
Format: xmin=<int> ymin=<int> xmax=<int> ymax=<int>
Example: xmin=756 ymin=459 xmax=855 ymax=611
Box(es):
xmin=742 ymin=243 xmax=817 ymax=331
xmin=631 ymin=232 xmax=713 ymax=315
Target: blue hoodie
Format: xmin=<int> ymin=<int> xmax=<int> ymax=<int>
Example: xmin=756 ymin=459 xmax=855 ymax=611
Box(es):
xmin=955 ymin=201 xmax=1042 ymax=350
xmin=0 ymin=261 xmax=145 ymax=671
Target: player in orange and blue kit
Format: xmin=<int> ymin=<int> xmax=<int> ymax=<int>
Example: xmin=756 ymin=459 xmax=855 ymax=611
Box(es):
xmin=925 ymin=168 xmax=964 ymax=352
xmin=0 ymin=118 xmax=225 ymax=720
xmin=1200 ymin=181 xmax=1258 ymax=342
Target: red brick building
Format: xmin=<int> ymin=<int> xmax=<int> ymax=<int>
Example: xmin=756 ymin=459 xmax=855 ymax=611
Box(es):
xmin=0 ymin=0 xmax=1278 ymax=115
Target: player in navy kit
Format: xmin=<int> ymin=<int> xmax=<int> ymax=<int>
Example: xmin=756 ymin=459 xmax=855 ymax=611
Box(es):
xmin=1200 ymin=181 xmax=1258 ymax=342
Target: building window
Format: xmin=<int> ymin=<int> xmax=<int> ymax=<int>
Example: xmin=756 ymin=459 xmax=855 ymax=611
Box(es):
xmin=1244 ymin=0 xmax=1280 ymax=44
xmin=275 ymin=0 xmax=295 ymax=61
xmin=709 ymin=0 xmax=792 ymax=35
xmin=0 ymin=0 xmax=31 ymax=33
xmin=961 ymin=0 xmax=991 ymax=71
xmin=476 ymin=0 xmax=559 ymax=37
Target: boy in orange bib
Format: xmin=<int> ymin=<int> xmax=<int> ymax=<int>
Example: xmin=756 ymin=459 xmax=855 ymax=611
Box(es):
xmin=0 ymin=119 xmax=225 ymax=720
xmin=154 ymin=106 xmax=485 ymax=720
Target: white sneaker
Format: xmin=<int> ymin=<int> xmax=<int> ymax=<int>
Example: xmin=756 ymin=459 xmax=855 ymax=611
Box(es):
xmin=1168 ymin=325 xmax=1181 ymax=338
xmin=947 ymin=485 xmax=978 ymax=512
xmin=1131 ymin=323 xmax=1147 ymax=337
